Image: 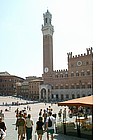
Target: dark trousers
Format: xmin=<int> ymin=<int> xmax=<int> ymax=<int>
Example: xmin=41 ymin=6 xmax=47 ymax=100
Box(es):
xmin=26 ymin=127 xmax=32 ymax=140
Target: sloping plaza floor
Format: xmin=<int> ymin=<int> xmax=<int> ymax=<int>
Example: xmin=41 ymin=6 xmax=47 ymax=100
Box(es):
xmin=0 ymin=96 xmax=90 ymax=140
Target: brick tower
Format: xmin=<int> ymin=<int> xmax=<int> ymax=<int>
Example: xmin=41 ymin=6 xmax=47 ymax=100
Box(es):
xmin=42 ymin=10 xmax=54 ymax=74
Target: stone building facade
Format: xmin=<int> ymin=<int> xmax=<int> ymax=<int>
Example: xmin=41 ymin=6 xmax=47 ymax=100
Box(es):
xmin=17 ymin=76 xmax=43 ymax=100
xmin=0 ymin=72 xmax=24 ymax=96
xmin=39 ymin=10 xmax=93 ymax=102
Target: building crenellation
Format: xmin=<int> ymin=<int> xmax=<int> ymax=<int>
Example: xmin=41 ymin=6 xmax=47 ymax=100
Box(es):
xmin=68 ymin=47 xmax=93 ymax=60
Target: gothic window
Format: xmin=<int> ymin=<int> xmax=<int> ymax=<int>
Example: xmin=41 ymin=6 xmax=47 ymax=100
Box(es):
xmin=82 ymin=94 xmax=86 ymax=97
xmin=71 ymin=84 xmax=75 ymax=89
xmin=81 ymin=84 xmax=85 ymax=89
xmin=60 ymin=85 xmax=63 ymax=89
xmin=87 ymin=83 xmax=92 ymax=88
xmin=76 ymin=71 xmax=79 ymax=76
xmin=46 ymin=18 xmax=47 ymax=23
xmin=66 ymin=94 xmax=69 ymax=99
xmin=76 ymin=84 xmax=80 ymax=89
xmin=72 ymin=94 xmax=75 ymax=99
xmin=87 ymin=70 xmax=90 ymax=75
xmin=81 ymin=70 xmax=85 ymax=76
xmin=65 ymin=84 xmax=69 ymax=89
xmin=71 ymin=72 xmax=74 ymax=77
xmin=77 ymin=94 xmax=80 ymax=98
xmin=60 ymin=73 xmax=63 ymax=78
xmin=55 ymin=85 xmax=58 ymax=89
xmin=56 ymin=94 xmax=58 ymax=99
xmin=61 ymin=94 xmax=64 ymax=100
xmin=65 ymin=72 xmax=68 ymax=77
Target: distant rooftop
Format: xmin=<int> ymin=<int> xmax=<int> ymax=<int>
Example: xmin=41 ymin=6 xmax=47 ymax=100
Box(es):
xmin=0 ymin=71 xmax=10 ymax=76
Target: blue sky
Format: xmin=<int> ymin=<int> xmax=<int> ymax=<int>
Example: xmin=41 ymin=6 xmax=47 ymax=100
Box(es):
xmin=0 ymin=0 xmax=93 ymax=78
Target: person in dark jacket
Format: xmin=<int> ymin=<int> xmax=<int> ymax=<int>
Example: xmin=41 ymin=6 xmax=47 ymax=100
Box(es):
xmin=0 ymin=117 xmax=6 ymax=132
xmin=35 ymin=117 xmax=44 ymax=140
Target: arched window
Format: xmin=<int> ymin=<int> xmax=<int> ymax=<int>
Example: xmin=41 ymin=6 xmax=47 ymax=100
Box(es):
xmin=65 ymin=73 xmax=68 ymax=77
xmin=56 ymin=94 xmax=58 ymax=99
xmin=61 ymin=94 xmax=64 ymax=100
xmin=87 ymin=70 xmax=90 ymax=75
xmin=71 ymin=84 xmax=75 ymax=89
xmin=60 ymin=73 xmax=63 ymax=78
xmin=81 ymin=70 xmax=85 ymax=76
xmin=76 ymin=84 xmax=80 ymax=89
xmin=76 ymin=71 xmax=79 ymax=76
xmin=66 ymin=94 xmax=69 ymax=99
xmin=55 ymin=85 xmax=58 ymax=89
xmin=72 ymin=94 xmax=75 ymax=99
xmin=87 ymin=83 xmax=92 ymax=88
xmin=77 ymin=94 xmax=80 ymax=98
xmin=81 ymin=83 xmax=85 ymax=89
xmin=71 ymin=72 xmax=74 ymax=77
xmin=60 ymin=84 xmax=63 ymax=89
xmin=65 ymin=84 xmax=69 ymax=89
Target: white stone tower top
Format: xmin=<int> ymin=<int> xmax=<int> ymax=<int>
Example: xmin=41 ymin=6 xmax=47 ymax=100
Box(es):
xmin=42 ymin=9 xmax=54 ymax=36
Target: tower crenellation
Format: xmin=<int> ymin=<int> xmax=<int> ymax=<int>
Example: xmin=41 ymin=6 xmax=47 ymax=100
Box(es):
xmin=86 ymin=47 xmax=93 ymax=55
xmin=67 ymin=52 xmax=72 ymax=60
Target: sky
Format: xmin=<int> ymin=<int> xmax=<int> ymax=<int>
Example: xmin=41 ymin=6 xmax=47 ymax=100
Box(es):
xmin=0 ymin=0 xmax=93 ymax=78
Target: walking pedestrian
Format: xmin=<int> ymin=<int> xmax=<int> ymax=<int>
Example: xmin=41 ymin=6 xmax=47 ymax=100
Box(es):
xmin=0 ymin=128 xmax=6 ymax=140
xmin=43 ymin=109 xmax=47 ymax=130
xmin=25 ymin=114 xmax=33 ymax=140
xmin=16 ymin=112 xmax=26 ymax=140
xmin=39 ymin=109 xmax=42 ymax=117
xmin=45 ymin=112 xmax=56 ymax=140
xmin=58 ymin=109 xmax=62 ymax=121
xmin=35 ymin=117 xmax=44 ymax=140
xmin=0 ymin=117 xmax=6 ymax=132
xmin=63 ymin=108 xmax=67 ymax=122
xmin=48 ymin=106 xmax=52 ymax=113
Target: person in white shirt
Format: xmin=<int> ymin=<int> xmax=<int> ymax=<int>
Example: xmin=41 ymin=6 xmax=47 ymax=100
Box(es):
xmin=25 ymin=114 xmax=33 ymax=140
xmin=0 ymin=128 xmax=6 ymax=140
xmin=46 ymin=112 xmax=56 ymax=140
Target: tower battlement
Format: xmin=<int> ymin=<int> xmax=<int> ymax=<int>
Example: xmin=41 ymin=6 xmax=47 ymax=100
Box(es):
xmin=67 ymin=47 xmax=93 ymax=60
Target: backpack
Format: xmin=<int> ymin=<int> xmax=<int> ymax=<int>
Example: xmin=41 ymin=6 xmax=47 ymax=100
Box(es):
xmin=48 ymin=117 xmax=52 ymax=127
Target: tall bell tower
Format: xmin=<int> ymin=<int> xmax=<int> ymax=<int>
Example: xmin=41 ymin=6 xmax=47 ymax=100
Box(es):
xmin=42 ymin=10 xmax=54 ymax=74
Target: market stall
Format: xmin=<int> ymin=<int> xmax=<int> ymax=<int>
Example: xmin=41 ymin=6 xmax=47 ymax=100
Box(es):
xmin=58 ymin=95 xmax=93 ymax=139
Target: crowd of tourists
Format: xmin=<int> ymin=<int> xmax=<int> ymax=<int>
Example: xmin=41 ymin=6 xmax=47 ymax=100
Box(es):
xmin=0 ymin=104 xmax=92 ymax=140
xmin=0 ymin=105 xmax=68 ymax=140
xmin=14 ymin=105 xmax=59 ymax=140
